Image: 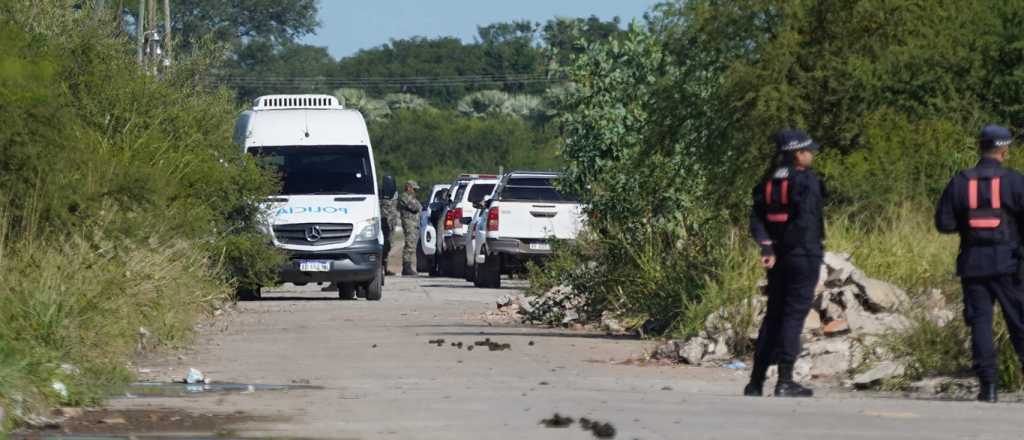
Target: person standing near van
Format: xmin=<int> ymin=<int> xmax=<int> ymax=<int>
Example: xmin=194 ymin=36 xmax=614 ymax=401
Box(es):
xmin=745 ymin=129 xmax=825 ymax=398
xmin=398 ymin=181 xmax=423 ymax=276
xmin=380 ymin=185 xmax=400 ymax=276
xmin=935 ymin=124 xmax=1024 ymax=403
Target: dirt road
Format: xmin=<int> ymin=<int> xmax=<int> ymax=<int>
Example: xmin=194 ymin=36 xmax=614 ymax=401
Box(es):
xmin=97 ymin=276 xmax=1023 ymax=440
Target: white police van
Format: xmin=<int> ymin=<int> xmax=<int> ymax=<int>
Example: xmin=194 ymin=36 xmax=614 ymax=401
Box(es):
xmin=234 ymin=95 xmax=394 ymax=300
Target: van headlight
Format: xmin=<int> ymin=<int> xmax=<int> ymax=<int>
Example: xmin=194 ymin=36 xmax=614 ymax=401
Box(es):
xmin=356 ymin=217 xmax=380 ymax=241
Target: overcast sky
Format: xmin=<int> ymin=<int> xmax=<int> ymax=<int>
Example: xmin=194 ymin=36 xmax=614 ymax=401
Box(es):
xmin=302 ymin=0 xmax=660 ymax=59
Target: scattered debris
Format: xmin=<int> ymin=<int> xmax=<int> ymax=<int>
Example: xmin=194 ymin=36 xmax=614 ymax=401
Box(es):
xmin=26 ymin=408 xmax=265 ymax=435
xmin=51 ymin=381 xmax=69 ymax=400
xmin=660 ymin=386 xmax=673 ymax=391
xmin=580 ymin=417 xmax=616 ymax=438
xmin=488 ymin=342 xmax=512 ymax=351
xmin=523 ymin=285 xmax=590 ymax=326
xmin=57 ymin=407 xmax=84 ymax=418
xmin=137 ymin=327 xmax=152 ymax=352
xmin=23 ymin=415 xmax=63 ymax=429
xmin=849 ymin=361 xmax=907 ymax=389
xmin=184 ymin=368 xmax=209 ymax=384
xmin=467 ymin=345 xmax=474 ymax=351
xmin=428 ymin=338 xmax=446 ymax=347
xmin=648 ymin=252 xmax=933 ymax=387
xmin=528 ymin=340 xmax=535 ymax=346
xmin=372 ymin=344 xmax=378 ymax=348
xmin=59 ymin=363 xmax=80 ymax=376
xmin=538 ymin=381 xmax=550 ymax=386
xmin=290 ymin=379 xmax=311 ymax=385
xmin=540 ymin=413 xmax=575 ymax=428
xmin=724 ymin=360 xmax=747 ymax=370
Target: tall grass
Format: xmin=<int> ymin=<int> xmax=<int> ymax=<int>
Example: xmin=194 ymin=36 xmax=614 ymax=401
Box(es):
xmin=0 ymin=208 xmax=229 ymax=428
xmin=0 ymin=5 xmax=280 ymax=429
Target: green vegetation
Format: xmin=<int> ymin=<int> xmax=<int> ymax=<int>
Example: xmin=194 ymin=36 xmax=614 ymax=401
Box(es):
xmin=532 ymin=0 xmax=1024 ymax=388
xmin=0 ymin=2 xmax=280 ymax=428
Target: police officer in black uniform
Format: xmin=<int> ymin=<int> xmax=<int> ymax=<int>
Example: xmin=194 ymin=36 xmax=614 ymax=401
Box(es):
xmin=745 ymin=129 xmax=825 ymax=398
xmin=935 ymin=124 xmax=1024 ymax=403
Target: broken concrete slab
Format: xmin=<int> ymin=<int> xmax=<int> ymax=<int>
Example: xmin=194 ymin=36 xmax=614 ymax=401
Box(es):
xmin=850 ymin=361 xmax=906 ymax=388
xmin=851 ymin=271 xmax=909 ymax=313
xmin=824 ymin=252 xmax=857 ymax=286
xmin=678 ymin=337 xmax=708 ymax=365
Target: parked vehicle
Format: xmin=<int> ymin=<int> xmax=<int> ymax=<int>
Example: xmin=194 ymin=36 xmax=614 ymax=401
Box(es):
xmin=435 ymin=174 xmax=497 ymax=277
xmin=417 ymin=184 xmax=450 ymax=273
xmin=234 ymin=94 xmax=391 ymax=301
xmin=471 ymin=171 xmax=584 ymax=288
xmin=463 ymin=185 xmax=497 ymax=282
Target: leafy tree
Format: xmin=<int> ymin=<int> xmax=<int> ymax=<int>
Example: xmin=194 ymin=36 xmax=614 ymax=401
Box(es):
xmin=370 ymin=109 xmax=560 ymax=189
xmin=159 ymin=0 xmax=319 ymax=53
xmin=336 ymin=37 xmax=488 ymax=105
xmin=334 ymin=88 xmax=391 ymax=121
xmin=228 ymin=40 xmax=338 ymax=101
xmin=542 ymin=15 xmax=623 ymax=65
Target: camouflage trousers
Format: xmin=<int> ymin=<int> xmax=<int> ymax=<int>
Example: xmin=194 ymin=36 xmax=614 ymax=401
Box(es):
xmin=402 ymin=219 xmax=419 ymax=266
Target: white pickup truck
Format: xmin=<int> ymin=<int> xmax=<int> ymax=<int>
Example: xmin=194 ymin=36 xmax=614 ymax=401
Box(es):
xmin=470 ymin=171 xmax=584 ymax=288
xmin=435 ymin=174 xmax=497 ymax=277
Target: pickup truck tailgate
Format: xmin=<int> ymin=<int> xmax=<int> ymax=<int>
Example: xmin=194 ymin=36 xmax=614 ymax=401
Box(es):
xmin=498 ymin=201 xmax=583 ymax=240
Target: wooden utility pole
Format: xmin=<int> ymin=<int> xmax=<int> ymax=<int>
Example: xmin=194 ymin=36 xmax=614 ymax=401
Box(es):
xmin=116 ymin=0 xmax=125 ymax=34
xmin=147 ymin=0 xmax=156 ymax=33
xmin=136 ymin=0 xmax=145 ymax=65
xmin=162 ymin=0 xmax=171 ymax=60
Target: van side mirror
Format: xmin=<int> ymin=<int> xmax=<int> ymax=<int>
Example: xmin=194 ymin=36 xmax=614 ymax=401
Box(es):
xmin=381 ymin=176 xmax=397 ymax=199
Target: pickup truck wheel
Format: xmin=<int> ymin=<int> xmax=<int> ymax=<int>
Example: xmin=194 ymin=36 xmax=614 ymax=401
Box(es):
xmin=477 ymin=252 xmax=501 ymax=289
xmin=416 ymin=241 xmax=431 ymax=273
xmin=363 ymin=270 xmax=383 ymax=301
xmin=338 ymin=283 xmax=357 ymax=300
xmin=236 ymin=286 xmax=261 ymax=301
xmin=465 ymin=261 xmax=476 ymax=282
xmin=428 ymin=255 xmax=441 ymax=277
xmin=449 ymin=252 xmax=466 ymax=278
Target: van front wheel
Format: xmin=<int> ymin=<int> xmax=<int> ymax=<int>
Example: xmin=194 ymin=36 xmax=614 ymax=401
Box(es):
xmin=338 ymin=283 xmax=357 ymax=300
xmin=363 ymin=269 xmax=383 ymax=301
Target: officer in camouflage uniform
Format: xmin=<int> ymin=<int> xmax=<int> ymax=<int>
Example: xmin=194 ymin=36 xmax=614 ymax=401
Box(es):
xmin=379 ymin=186 xmax=400 ymax=276
xmin=398 ymin=180 xmax=423 ymax=276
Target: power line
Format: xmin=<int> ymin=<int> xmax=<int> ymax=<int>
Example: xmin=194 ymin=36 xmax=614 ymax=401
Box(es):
xmin=206 ymin=73 xmax=567 ymax=89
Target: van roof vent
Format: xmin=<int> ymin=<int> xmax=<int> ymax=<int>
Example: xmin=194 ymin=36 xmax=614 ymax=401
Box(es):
xmin=253 ymin=94 xmax=343 ymax=110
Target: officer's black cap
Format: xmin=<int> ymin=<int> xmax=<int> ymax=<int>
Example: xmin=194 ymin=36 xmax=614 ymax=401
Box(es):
xmin=979 ymin=124 xmax=1013 ymax=150
xmin=772 ymin=129 xmax=820 ymax=153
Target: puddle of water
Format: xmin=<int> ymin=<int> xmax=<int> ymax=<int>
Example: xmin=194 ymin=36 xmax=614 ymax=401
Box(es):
xmin=117 ymin=382 xmax=322 ymax=398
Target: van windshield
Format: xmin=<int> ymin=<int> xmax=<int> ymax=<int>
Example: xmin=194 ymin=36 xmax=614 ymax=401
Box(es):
xmin=249 ymin=145 xmax=375 ymax=195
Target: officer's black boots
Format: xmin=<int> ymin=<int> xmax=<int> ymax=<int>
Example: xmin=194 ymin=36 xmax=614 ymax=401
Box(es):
xmin=775 ymin=381 xmax=814 ymax=398
xmin=774 ymin=363 xmax=814 ymax=398
xmin=743 ymin=381 xmax=763 ymax=397
xmin=978 ymin=381 xmax=998 ymax=403
xmin=402 ymin=263 xmax=417 ymax=276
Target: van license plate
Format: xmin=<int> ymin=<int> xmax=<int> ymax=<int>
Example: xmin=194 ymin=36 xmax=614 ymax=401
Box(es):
xmin=298 ymin=260 xmax=331 ymax=272
xmin=529 ymin=243 xmax=551 ymax=251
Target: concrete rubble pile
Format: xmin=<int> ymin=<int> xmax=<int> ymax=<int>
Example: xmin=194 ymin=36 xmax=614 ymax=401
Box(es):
xmin=653 ymin=252 xmax=955 ymax=388
xmin=518 ymin=285 xmax=590 ymax=326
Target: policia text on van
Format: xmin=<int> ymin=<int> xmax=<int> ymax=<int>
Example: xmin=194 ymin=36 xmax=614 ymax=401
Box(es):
xmin=233 ymin=95 xmax=395 ymax=301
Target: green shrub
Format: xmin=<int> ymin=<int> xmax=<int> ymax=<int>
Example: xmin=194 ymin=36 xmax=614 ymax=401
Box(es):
xmin=0 ymin=4 xmax=281 ymax=426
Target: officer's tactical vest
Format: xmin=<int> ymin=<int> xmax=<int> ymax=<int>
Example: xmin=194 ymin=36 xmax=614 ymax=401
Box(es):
xmin=764 ymin=168 xmax=792 ymax=225
xmin=963 ymin=167 xmax=1018 ymax=246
